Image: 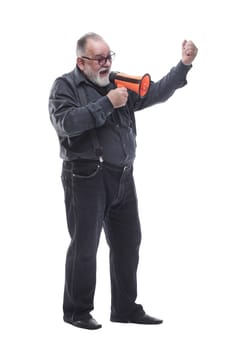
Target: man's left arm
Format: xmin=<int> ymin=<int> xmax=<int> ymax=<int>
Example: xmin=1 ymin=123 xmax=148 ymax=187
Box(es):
xmin=132 ymin=40 xmax=198 ymax=110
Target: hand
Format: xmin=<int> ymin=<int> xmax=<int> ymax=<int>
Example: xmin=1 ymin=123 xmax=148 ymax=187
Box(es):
xmin=107 ymin=87 xmax=128 ymax=108
xmin=182 ymin=40 xmax=198 ymax=65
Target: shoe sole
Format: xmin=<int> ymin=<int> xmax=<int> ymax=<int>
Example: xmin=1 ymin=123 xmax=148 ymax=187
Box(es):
xmin=111 ymin=318 xmax=163 ymax=325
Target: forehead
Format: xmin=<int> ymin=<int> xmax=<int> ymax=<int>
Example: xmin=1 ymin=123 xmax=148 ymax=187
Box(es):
xmin=85 ymin=38 xmax=110 ymax=56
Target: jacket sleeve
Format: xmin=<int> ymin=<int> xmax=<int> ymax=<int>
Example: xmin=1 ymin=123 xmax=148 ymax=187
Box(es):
xmin=131 ymin=60 xmax=192 ymax=111
xmin=48 ymin=78 xmax=113 ymax=137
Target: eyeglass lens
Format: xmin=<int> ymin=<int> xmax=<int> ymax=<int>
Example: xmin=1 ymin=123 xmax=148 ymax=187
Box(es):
xmin=99 ymin=53 xmax=115 ymax=65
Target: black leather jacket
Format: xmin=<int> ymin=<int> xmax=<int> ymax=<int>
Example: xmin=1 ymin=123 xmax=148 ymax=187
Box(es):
xmin=48 ymin=61 xmax=192 ymax=165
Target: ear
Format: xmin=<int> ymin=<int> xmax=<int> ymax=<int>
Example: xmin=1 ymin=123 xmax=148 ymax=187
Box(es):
xmin=77 ymin=57 xmax=85 ymax=71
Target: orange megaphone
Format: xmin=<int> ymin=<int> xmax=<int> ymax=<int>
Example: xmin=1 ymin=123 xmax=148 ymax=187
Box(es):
xmin=109 ymin=71 xmax=151 ymax=97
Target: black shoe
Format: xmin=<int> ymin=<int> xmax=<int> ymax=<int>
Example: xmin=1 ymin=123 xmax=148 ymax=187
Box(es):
xmin=111 ymin=313 xmax=163 ymax=325
xmin=64 ymin=315 xmax=102 ymax=330
xmin=131 ymin=314 xmax=163 ymax=325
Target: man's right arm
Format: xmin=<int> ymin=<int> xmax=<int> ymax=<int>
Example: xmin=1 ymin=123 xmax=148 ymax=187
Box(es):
xmin=48 ymin=78 xmax=113 ymax=137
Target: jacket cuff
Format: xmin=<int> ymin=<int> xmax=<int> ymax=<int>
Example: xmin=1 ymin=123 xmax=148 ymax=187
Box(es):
xmin=172 ymin=60 xmax=192 ymax=87
xmin=177 ymin=60 xmax=192 ymax=74
xmin=99 ymin=96 xmax=114 ymax=116
xmin=87 ymin=96 xmax=114 ymax=127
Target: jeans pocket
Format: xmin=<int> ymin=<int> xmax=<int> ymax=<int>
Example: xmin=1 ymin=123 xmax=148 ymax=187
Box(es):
xmin=72 ymin=162 xmax=101 ymax=179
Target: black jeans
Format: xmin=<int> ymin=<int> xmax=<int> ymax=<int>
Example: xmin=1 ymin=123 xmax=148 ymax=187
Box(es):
xmin=61 ymin=160 xmax=145 ymax=321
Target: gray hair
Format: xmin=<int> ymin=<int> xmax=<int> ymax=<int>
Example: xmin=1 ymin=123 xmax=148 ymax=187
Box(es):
xmin=76 ymin=32 xmax=104 ymax=57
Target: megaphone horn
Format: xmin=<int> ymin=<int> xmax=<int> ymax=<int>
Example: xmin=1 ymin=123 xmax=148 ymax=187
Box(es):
xmin=109 ymin=71 xmax=151 ymax=98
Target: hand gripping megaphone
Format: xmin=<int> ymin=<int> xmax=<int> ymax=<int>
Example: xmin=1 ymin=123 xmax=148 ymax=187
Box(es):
xmin=109 ymin=71 xmax=151 ymax=97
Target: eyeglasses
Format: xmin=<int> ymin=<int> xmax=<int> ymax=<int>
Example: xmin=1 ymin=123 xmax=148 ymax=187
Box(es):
xmin=81 ymin=51 xmax=115 ymax=66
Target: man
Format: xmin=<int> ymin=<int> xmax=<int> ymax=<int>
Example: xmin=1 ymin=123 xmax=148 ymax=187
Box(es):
xmin=49 ymin=32 xmax=198 ymax=330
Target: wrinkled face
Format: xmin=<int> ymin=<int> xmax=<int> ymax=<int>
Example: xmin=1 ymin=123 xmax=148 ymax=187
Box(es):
xmin=77 ymin=38 xmax=113 ymax=87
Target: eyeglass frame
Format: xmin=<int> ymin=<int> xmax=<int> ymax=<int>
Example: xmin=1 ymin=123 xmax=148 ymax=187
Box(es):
xmin=81 ymin=51 xmax=115 ymax=66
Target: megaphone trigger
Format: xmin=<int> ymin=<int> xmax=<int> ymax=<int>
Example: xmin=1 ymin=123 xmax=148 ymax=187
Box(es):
xmin=109 ymin=71 xmax=151 ymax=98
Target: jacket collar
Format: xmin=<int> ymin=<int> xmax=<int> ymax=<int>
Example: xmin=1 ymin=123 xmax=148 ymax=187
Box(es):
xmin=73 ymin=65 xmax=88 ymax=86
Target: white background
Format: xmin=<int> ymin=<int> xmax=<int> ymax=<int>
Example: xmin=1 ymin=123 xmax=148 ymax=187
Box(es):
xmin=1 ymin=0 xmax=232 ymax=349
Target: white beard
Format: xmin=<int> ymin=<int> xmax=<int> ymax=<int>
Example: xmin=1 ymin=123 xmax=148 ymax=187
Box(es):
xmin=83 ymin=66 xmax=110 ymax=87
